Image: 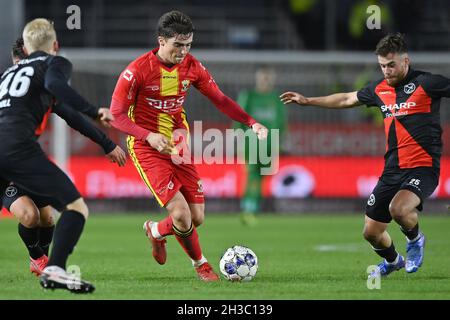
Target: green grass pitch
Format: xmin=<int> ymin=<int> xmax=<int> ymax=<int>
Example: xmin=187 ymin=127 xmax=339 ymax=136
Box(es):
xmin=1 ymin=213 xmax=450 ymax=300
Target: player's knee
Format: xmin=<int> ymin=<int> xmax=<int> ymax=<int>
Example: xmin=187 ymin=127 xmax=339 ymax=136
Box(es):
xmin=362 ymin=225 xmax=380 ymax=243
xmin=389 ymin=202 xmax=409 ymax=220
xmin=11 ymin=198 xmax=40 ymax=228
xmin=191 ymin=205 xmax=205 ymax=227
xmin=17 ymin=207 xmax=40 ymax=228
xmin=66 ymin=198 xmax=89 ymax=219
xmin=170 ymin=205 xmax=191 ymax=231
xmin=39 ymin=215 xmax=54 ymax=227
xmin=39 ymin=208 xmax=55 ymax=227
xmin=192 ymin=214 xmax=204 ymax=227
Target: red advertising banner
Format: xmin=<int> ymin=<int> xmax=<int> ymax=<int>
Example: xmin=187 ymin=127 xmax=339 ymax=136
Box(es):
xmin=41 ymin=123 xmax=450 ymax=156
xmin=68 ymin=156 xmax=450 ymax=199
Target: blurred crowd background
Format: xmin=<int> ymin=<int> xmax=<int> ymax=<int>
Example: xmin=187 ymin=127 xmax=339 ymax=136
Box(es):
xmin=1 ymin=0 xmax=449 ymax=213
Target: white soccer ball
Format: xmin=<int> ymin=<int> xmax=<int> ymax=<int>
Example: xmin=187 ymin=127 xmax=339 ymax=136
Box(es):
xmin=219 ymin=245 xmax=258 ymax=282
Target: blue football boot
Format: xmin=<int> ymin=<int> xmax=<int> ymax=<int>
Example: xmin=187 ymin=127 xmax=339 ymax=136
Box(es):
xmin=368 ymin=255 xmax=405 ymax=279
xmin=405 ymin=233 xmax=425 ymax=273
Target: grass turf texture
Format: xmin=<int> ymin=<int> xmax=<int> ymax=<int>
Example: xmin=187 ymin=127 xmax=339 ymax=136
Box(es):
xmin=1 ymin=214 xmax=450 ymax=300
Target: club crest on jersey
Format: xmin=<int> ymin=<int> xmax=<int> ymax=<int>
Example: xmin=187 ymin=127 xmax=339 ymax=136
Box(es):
xmin=181 ymin=79 xmax=190 ymax=92
xmin=404 ymin=83 xmax=416 ymax=94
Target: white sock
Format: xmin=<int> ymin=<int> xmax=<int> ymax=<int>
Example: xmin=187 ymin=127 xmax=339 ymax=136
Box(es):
xmin=151 ymin=222 xmax=163 ymax=240
xmin=192 ymin=255 xmax=207 ymax=268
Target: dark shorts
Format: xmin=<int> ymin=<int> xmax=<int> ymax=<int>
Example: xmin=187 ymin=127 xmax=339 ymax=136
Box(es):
xmin=2 ymin=183 xmax=52 ymax=211
xmin=365 ymin=167 xmax=439 ymax=223
xmin=0 ymin=151 xmax=81 ymax=212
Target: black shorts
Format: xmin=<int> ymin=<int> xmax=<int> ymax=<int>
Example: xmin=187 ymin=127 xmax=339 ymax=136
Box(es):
xmin=2 ymin=183 xmax=52 ymax=211
xmin=365 ymin=167 xmax=439 ymax=223
xmin=0 ymin=150 xmax=80 ymax=212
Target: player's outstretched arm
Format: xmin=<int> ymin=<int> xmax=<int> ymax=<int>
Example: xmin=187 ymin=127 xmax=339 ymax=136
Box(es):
xmin=53 ymin=103 xmax=125 ymax=166
xmin=251 ymin=123 xmax=268 ymax=140
xmin=44 ymin=56 xmax=113 ymax=124
xmin=280 ymin=91 xmax=362 ymax=109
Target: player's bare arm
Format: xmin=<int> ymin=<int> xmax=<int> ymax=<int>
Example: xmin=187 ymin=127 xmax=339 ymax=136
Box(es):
xmin=280 ymin=91 xmax=362 ymax=109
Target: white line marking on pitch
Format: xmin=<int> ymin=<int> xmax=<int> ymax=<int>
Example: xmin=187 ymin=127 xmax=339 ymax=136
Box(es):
xmin=314 ymin=243 xmax=366 ymax=252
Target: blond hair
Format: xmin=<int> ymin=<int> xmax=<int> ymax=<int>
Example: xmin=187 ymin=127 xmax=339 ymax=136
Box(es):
xmin=22 ymin=18 xmax=57 ymax=54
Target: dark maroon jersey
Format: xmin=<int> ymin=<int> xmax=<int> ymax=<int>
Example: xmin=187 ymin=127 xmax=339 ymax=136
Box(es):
xmin=357 ymin=68 xmax=450 ymax=171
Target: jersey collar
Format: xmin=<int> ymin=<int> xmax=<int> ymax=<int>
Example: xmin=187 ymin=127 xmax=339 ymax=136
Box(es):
xmin=150 ymin=48 xmax=185 ymax=72
xmin=395 ymin=67 xmax=415 ymax=88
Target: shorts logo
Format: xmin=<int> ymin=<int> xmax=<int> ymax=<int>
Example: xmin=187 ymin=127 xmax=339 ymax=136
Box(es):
xmin=168 ymin=181 xmax=174 ymax=190
xmin=404 ymin=83 xmax=416 ymax=94
xmin=197 ymin=180 xmax=203 ymax=193
xmin=408 ymin=178 xmax=420 ymax=186
xmin=367 ymin=194 xmax=376 ymax=206
xmin=5 ymin=186 xmax=17 ymax=198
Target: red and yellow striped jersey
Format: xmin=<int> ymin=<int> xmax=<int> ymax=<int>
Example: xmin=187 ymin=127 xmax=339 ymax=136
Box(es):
xmin=112 ymin=48 xmax=221 ymax=141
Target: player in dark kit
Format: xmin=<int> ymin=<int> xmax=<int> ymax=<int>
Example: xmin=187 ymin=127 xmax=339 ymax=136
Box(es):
xmin=280 ymin=33 xmax=450 ymax=278
xmin=1 ymin=37 xmax=126 ymax=277
xmin=0 ymin=19 xmax=114 ymax=293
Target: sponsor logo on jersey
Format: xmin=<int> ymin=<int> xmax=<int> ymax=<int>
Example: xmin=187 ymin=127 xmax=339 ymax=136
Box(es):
xmin=379 ymin=90 xmax=392 ymax=95
xmin=145 ymin=85 xmax=160 ymax=91
xmin=380 ymin=101 xmax=416 ymax=112
xmin=404 ymin=83 xmax=416 ymax=94
xmin=123 ymin=69 xmax=133 ymax=81
xmin=127 ymin=79 xmax=136 ymax=100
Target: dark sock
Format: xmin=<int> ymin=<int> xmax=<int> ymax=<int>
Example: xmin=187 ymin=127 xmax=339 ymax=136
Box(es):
xmin=47 ymin=210 xmax=85 ymax=269
xmin=39 ymin=225 xmax=55 ymax=256
xmin=373 ymin=242 xmax=398 ymax=263
xmin=18 ymin=224 xmax=44 ymax=260
xmin=400 ymin=223 xmax=419 ymax=241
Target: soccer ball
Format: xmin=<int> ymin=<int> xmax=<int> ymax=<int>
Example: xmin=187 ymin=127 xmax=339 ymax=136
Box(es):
xmin=219 ymin=245 xmax=258 ymax=282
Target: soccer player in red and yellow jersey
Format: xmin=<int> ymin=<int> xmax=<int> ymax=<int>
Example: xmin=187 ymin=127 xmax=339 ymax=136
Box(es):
xmin=110 ymin=11 xmax=268 ymax=281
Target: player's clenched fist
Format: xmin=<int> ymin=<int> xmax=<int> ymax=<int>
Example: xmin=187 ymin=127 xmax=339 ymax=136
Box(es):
xmin=146 ymin=132 xmax=174 ymax=154
xmin=251 ymin=122 xmax=268 ymax=140
xmin=280 ymin=92 xmax=309 ymax=105
xmin=97 ymin=107 xmax=114 ymax=127
xmin=106 ymin=145 xmax=127 ymax=167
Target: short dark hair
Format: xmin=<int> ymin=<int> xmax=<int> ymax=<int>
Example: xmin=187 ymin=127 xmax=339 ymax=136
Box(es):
xmin=12 ymin=37 xmax=27 ymax=59
xmin=157 ymin=11 xmax=195 ymax=38
xmin=375 ymin=33 xmax=408 ymax=56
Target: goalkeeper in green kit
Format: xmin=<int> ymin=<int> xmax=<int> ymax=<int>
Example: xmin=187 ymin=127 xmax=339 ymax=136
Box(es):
xmin=234 ymin=66 xmax=287 ymax=225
